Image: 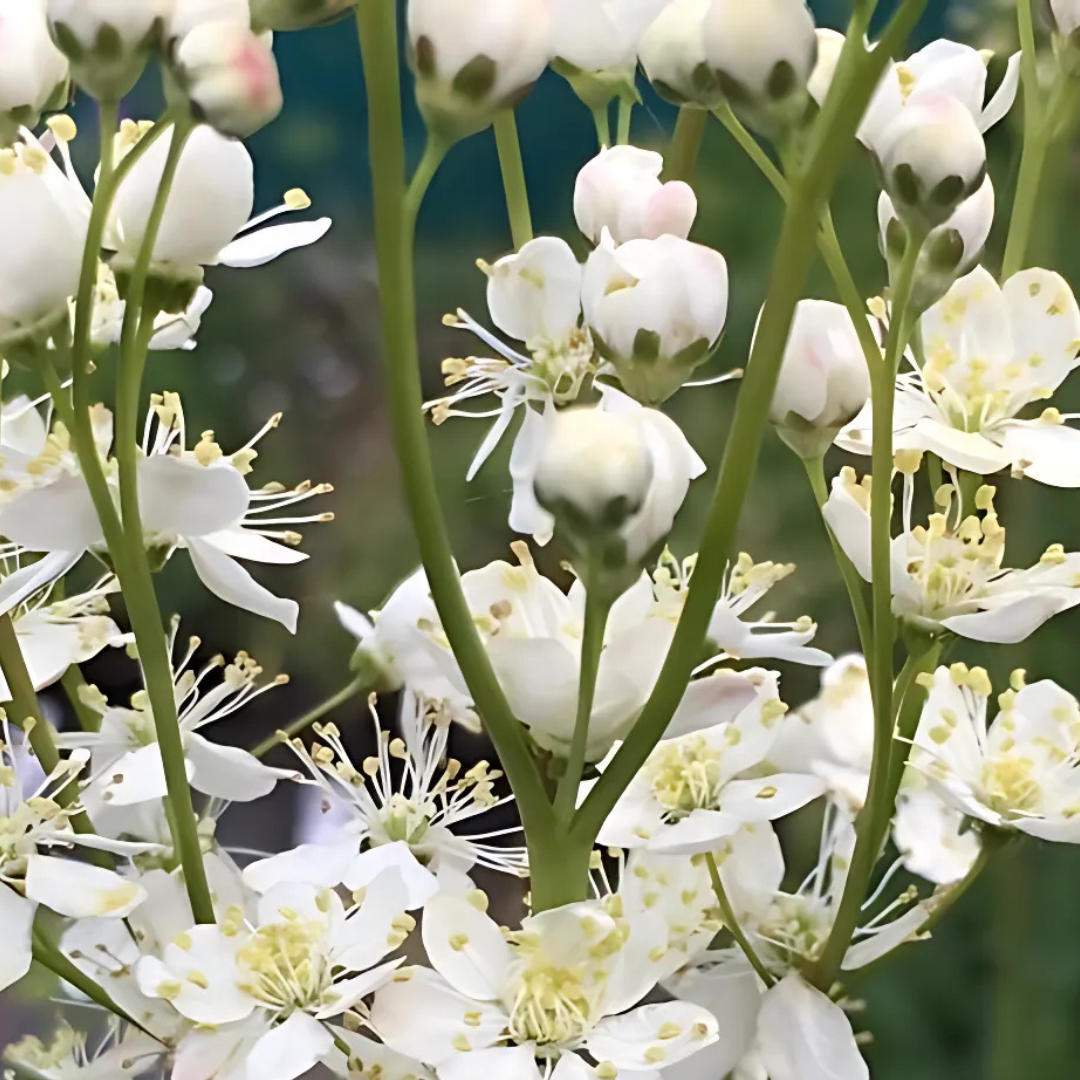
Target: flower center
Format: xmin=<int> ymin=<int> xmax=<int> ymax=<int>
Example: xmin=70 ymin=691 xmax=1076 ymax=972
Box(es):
xmin=755 ymin=895 xmax=832 ymax=965
xmin=237 ymin=912 xmax=331 ymax=1012
xmin=982 ymin=755 xmax=1043 ymax=816
xmin=530 ymin=328 xmax=594 ymax=406
xmin=376 ymin=793 xmax=432 ymax=847
xmin=509 ymin=961 xmax=593 ymax=1048
xmin=648 ymin=736 xmax=725 ymax=815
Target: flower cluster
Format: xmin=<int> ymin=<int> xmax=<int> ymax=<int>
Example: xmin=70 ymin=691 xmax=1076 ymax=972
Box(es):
xmin=5 ymin=4 xmax=1080 ymax=1080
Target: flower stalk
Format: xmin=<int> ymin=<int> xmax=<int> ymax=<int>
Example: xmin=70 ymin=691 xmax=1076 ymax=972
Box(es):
xmin=493 ymin=110 xmax=534 ymax=249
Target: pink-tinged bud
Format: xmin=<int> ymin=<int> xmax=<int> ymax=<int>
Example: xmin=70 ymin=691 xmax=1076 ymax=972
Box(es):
xmin=0 ymin=0 xmax=69 ymax=145
xmin=46 ymin=0 xmax=170 ymax=100
xmin=639 ymin=0 xmax=717 ymax=108
xmin=175 ymin=20 xmax=282 ymax=138
xmin=574 ymin=146 xmax=698 ymax=245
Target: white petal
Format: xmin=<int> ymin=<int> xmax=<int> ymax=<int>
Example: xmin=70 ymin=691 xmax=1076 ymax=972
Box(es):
xmin=758 ymin=975 xmax=868 ymax=1080
xmin=197 ymin=527 xmax=309 ymax=565
xmin=648 ymin=809 xmax=744 ymax=854
xmin=317 ymin=958 xmax=404 ymax=1018
xmin=842 ymin=904 xmax=930 ymax=970
xmin=586 ymin=1001 xmax=719 ymax=1070
xmin=244 ymin=1011 xmax=335 ymax=1080
xmin=100 ymin=743 xmax=171 ymax=806
xmin=997 ymin=419 xmax=1080 ymax=487
xmin=244 ymin=841 xmax=361 ymax=893
xmin=0 ymin=473 xmax=103 ymax=551
xmin=980 ymin=51 xmax=1021 ymax=131
xmin=822 ymin=483 xmax=872 ymax=582
xmin=487 ymin=236 xmax=583 ymax=345
xmin=186 ymin=732 xmax=293 ymax=801
xmin=218 ymin=218 xmax=333 ymax=268
xmin=717 ymin=774 xmax=827 ymax=823
xmin=187 ymin=537 xmax=299 ymax=632
xmin=334 ymin=601 xmax=373 ymax=642
xmin=139 ymin=456 xmax=250 ymax=538
xmin=174 ymin=1017 xmax=266 ymax=1080
xmin=341 ymin=842 xmax=439 ymax=910
xmin=0 ymin=551 xmax=82 ymax=617
xmin=941 ymin=592 xmax=1067 ymax=643
xmin=0 ymin=885 xmax=34 ymax=992
xmin=907 ymin=418 xmax=1012 ymax=475
xmin=421 ymin=894 xmax=512 ymax=1000
xmin=325 ymin=1029 xmax=435 ymax=1080
xmin=24 ymin=854 xmax=146 ymax=917
xmin=665 ymin=673 xmax=761 ymax=739
xmin=439 ymin=1047 xmax=542 ymax=1080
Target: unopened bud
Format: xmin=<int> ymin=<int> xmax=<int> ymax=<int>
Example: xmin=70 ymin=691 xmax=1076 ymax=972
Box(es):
xmin=582 ymin=231 xmax=728 ymax=404
xmin=406 ymin=0 xmax=549 ymax=143
xmin=769 ymin=299 xmax=871 ymax=459
xmin=878 ymin=94 xmax=987 ymax=232
xmin=702 ymin=0 xmax=818 ymax=134
xmin=878 ymin=176 xmax=994 ymax=311
xmin=1050 ymin=0 xmax=1080 ymax=36
xmin=639 ymin=0 xmax=718 ymax=108
xmin=0 ymin=0 xmax=69 ymax=146
xmin=46 ymin=0 xmax=170 ymax=101
xmin=574 ymin=146 xmax=697 ymax=245
xmin=250 ymin=0 xmax=356 ymax=32
xmin=175 ymin=21 xmax=283 ymax=137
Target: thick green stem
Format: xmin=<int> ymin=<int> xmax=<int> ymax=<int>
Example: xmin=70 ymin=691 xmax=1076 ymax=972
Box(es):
xmin=553 ymin=562 xmax=612 ymax=823
xmin=253 ymin=676 xmax=368 ymax=759
xmin=526 ymin=835 xmax=596 ymax=912
xmin=804 ymin=456 xmax=874 ymax=658
xmin=61 ymin=666 xmax=102 ymax=732
xmin=493 ymin=111 xmax=534 ymax=250
xmin=572 ymin=0 xmax=928 ymax=848
xmin=356 ymin=1 xmax=555 ymax=853
xmin=705 ymin=852 xmax=775 ymax=988
xmin=809 ymin=234 xmax=924 ymax=988
xmin=662 ymin=107 xmax=707 ymax=184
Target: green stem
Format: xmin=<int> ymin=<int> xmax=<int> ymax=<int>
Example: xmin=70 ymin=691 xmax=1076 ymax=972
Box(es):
xmin=616 ymin=98 xmax=632 ymax=145
xmin=809 ymin=232 xmax=924 ymax=988
xmin=662 ymin=107 xmax=707 ymax=184
xmin=493 ymin=111 xmax=534 ymax=250
xmin=355 ymin=2 xmax=555 ymax=856
xmin=572 ymin=0 xmax=928 ymax=848
xmin=705 ymin=852 xmax=775 ymax=988
xmin=804 ymin=456 xmax=874 ymax=658
xmin=404 ymin=136 xmax=447 ymax=228
xmin=32 ymin=926 xmax=159 ymax=1038
xmin=591 ymin=104 xmax=611 ymax=149
xmin=0 ymin=616 xmax=105 ymax=860
xmin=553 ymin=563 xmax=612 ymax=823
xmin=715 ymin=102 xmax=882 ymax=374
xmin=61 ymin=666 xmax=102 ymax=732
xmin=252 ymin=676 xmax=368 ymax=759
xmin=526 ymin=837 xmax=596 ymax=912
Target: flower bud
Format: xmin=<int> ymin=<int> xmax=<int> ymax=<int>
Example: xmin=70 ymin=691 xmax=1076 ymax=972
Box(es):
xmin=878 ymin=93 xmax=987 ymax=233
xmin=768 ymin=299 xmax=870 ymax=459
xmin=0 ymin=138 xmax=89 ymax=347
xmin=878 ymin=175 xmax=994 ymax=312
xmin=406 ymin=0 xmax=549 ymax=144
xmin=0 ymin=0 xmax=69 ymax=146
xmin=46 ymin=0 xmax=171 ymax=101
xmin=175 ymin=20 xmax=282 ymax=137
xmin=110 ymin=124 xmax=253 ymax=300
xmin=574 ymin=146 xmax=697 ymax=245
xmin=582 ymin=232 xmax=728 ymax=404
xmin=169 ymin=0 xmax=252 ymax=40
xmin=1050 ymin=0 xmax=1080 ymax=37
xmin=549 ymin=0 xmax=668 ymax=110
xmin=639 ymin=0 xmax=718 ymax=108
xmin=249 ymin=0 xmax=354 ymax=32
xmin=702 ymin=0 xmax=818 ymax=133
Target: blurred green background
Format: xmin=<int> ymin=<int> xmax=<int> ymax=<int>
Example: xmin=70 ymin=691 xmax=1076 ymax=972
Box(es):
xmin=8 ymin=1 xmax=1080 ymax=1077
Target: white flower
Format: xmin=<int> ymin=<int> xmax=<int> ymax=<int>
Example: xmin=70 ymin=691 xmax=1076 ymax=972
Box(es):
xmin=0 ymin=574 xmax=127 ymax=704
xmin=512 ymin=385 xmax=706 ymax=561
xmin=249 ymin=0 xmax=356 ymax=32
xmin=0 ymin=135 xmax=90 ymax=344
xmin=582 ymin=231 xmax=729 ymax=404
xmin=878 ymin=93 xmax=987 ymax=230
xmin=852 ymin=39 xmax=1021 ymax=157
xmin=428 ymin=237 xmax=593 ymax=483
xmin=911 ymin=664 xmax=1080 ymax=843
xmin=109 ymin=123 xmax=331 ymax=285
xmin=371 ymin=892 xmax=720 ymax=1077
xmin=574 ymin=146 xmax=698 ymax=246
xmin=46 ymin=0 xmax=171 ymax=99
xmin=701 ymin=0 xmax=818 ymax=130
xmin=877 ymin=176 xmax=995 ymax=311
xmin=771 ymin=654 xmax=980 ymax=884
xmin=243 ymin=692 xmax=523 ymax=904
xmin=137 ymin=873 xmax=415 ymax=1080
xmin=548 ymin=0 xmax=669 ymax=77
xmin=0 ymin=726 xmax=155 ymax=992
xmin=4 ymin=1025 xmax=166 ymax=1080
xmin=839 ymin=266 xmax=1080 ymax=485
xmin=768 ymin=299 xmax=871 ymax=459
xmin=595 ymin=670 xmax=827 ymax=854
xmin=56 ymin=630 xmax=296 ymax=815
xmin=0 ymin=0 xmax=68 ymax=139
xmin=0 ymin=391 xmax=332 ymax=631
xmin=639 ymin=0 xmax=718 ymax=109
xmin=175 ymin=20 xmax=283 ymax=137
xmin=1051 ymin=0 xmax=1080 ymax=36
xmin=823 ymin=470 xmax=1080 ymax=643
xmin=406 ymin=0 xmax=549 ymax=141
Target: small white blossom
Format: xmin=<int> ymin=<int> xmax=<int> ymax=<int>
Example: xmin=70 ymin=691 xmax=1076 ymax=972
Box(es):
xmin=0 ymin=0 xmax=68 ymax=141
xmin=548 ymin=0 xmax=669 ymax=83
xmin=4 ymin=1025 xmax=166 ymax=1080
xmin=639 ymin=0 xmax=718 ymax=109
xmin=839 ymin=266 xmax=1080 ymax=485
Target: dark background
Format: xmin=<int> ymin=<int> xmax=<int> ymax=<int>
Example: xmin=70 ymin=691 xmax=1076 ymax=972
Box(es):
xmin=7 ymin=1 xmax=1080 ymax=1077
